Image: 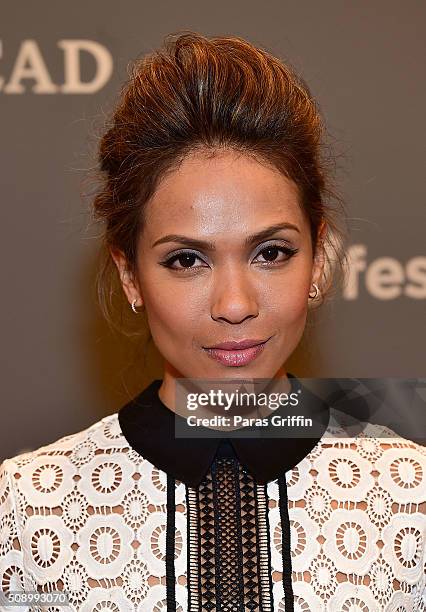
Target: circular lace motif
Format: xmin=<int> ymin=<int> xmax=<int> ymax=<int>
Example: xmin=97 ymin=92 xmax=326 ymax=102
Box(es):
xmin=365 ymin=484 xmax=393 ymax=529
xmin=322 ymin=508 xmax=379 ymax=574
xmin=304 ymin=482 xmax=332 ymax=524
xmin=382 ymin=513 xmax=425 ymax=584
xmin=76 ymin=514 xmax=133 ymax=579
xmin=122 ymin=487 xmax=150 ymax=530
xmin=269 ymin=507 xmax=319 ymax=573
xmin=356 ymin=436 xmax=383 ymax=461
xmin=369 ymin=556 xmax=394 ymax=608
xmin=0 ymin=510 xmax=16 ymax=558
xmin=78 ymin=455 xmax=135 ymax=506
xmin=0 ymin=550 xmax=25 ymax=592
xmin=62 ymin=557 xmax=90 ymax=607
xmin=13 ymin=486 xmax=27 ymax=524
xmin=376 ymin=447 xmax=426 ymax=504
xmin=314 ymin=448 xmax=374 ymax=502
xmin=17 ymin=456 xmax=75 ymax=507
xmin=121 ymin=556 xmax=150 ymax=605
xmin=308 ymin=552 xmax=338 ymax=600
xmin=137 ymin=511 xmax=186 ymax=576
xmin=69 ymin=439 xmax=97 ymax=467
xmin=62 ymin=489 xmax=89 ymax=531
xmin=22 ymin=515 xmax=73 ymax=583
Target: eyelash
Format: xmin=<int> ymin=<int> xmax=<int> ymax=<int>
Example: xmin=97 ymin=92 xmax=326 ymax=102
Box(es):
xmin=160 ymin=243 xmax=299 ymax=272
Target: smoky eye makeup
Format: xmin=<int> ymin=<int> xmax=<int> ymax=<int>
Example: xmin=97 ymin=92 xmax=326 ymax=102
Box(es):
xmin=158 ymin=239 xmax=299 ymax=271
xmin=159 ymin=249 xmax=208 ymax=270
xmin=252 ymin=239 xmax=299 ymax=262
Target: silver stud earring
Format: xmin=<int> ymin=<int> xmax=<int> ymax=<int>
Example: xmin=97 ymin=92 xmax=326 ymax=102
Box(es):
xmin=309 ymin=283 xmax=319 ymax=300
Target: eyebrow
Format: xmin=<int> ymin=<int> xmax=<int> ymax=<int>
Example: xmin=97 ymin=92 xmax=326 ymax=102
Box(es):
xmin=151 ymin=222 xmax=300 ymax=250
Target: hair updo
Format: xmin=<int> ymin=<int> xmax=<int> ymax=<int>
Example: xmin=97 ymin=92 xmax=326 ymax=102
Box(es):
xmin=91 ymin=31 xmax=347 ymax=336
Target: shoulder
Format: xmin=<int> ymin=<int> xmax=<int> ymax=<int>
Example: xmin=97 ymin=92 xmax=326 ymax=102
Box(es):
xmin=0 ymin=414 xmax=179 ymax=595
xmin=305 ymin=421 xmax=426 ymax=505
xmin=316 ymin=419 xmax=425 ymax=452
xmin=3 ymin=412 xmax=125 ymax=464
xmin=314 ymin=420 xmax=426 ymax=467
xmin=0 ymin=411 xmax=174 ymax=517
xmin=0 ymin=412 xmax=159 ymax=558
xmin=0 ymin=412 xmax=134 ymax=501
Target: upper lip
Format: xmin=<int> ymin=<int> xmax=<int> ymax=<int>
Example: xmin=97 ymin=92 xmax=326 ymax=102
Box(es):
xmin=204 ymin=338 xmax=269 ymax=350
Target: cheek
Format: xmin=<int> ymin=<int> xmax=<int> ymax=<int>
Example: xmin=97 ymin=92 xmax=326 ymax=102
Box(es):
xmin=269 ymin=293 xmax=308 ymax=347
xmin=267 ymin=267 xmax=311 ymax=322
xmin=141 ymin=281 xmax=198 ymax=342
xmin=282 ymin=286 xmax=309 ymax=320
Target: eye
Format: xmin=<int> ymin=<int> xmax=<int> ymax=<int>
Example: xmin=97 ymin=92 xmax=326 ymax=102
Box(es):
xmin=160 ymin=250 xmax=208 ymax=271
xmin=160 ymin=242 xmax=299 ymax=272
xmin=253 ymin=244 xmax=298 ymax=265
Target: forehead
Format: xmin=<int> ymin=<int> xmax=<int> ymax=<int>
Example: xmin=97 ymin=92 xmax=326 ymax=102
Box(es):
xmin=143 ymin=150 xmax=307 ymax=239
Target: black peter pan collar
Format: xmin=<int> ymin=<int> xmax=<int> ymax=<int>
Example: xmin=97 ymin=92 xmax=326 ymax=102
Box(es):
xmin=118 ymin=373 xmax=330 ymax=487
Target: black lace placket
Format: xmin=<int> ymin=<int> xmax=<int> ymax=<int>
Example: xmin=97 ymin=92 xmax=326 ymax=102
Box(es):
xmin=166 ymin=439 xmax=294 ymax=611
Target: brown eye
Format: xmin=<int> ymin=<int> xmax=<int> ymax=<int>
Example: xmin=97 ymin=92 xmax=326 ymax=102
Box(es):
xmin=255 ymin=245 xmax=298 ymax=264
xmin=175 ymin=253 xmax=197 ymax=268
xmin=260 ymin=246 xmax=281 ymax=261
xmin=161 ymin=251 xmax=208 ymax=271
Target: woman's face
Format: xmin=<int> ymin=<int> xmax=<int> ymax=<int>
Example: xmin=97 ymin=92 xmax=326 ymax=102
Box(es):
xmin=113 ymin=150 xmax=325 ymax=386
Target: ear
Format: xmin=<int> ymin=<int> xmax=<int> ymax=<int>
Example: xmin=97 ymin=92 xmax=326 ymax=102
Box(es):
xmin=109 ymin=248 xmax=144 ymax=308
xmin=311 ymin=219 xmax=327 ymax=286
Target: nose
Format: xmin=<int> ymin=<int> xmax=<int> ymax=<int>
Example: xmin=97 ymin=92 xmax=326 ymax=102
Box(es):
xmin=210 ymin=267 xmax=259 ymax=324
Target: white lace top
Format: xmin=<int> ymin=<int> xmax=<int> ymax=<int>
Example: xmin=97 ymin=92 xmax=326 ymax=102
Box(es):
xmin=0 ymin=380 xmax=425 ymax=611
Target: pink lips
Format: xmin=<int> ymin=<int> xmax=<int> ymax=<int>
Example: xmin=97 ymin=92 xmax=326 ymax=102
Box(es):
xmin=203 ymin=338 xmax=269 ymax=367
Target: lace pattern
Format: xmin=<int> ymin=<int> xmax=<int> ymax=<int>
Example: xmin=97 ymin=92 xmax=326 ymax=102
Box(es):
xmin=187 ymin=454 xmax=274 ymax=611
xmin=0 ymin=416 xmax=424 ymax=611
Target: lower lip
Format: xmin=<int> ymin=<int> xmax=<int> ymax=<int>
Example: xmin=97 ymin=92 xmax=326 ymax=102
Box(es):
xmin=204 ymin=342 xmax=267 ymax=366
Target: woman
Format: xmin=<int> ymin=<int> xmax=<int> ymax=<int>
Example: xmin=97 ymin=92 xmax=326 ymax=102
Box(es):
xmin=0 ymin=32 xmax=424 ymax=612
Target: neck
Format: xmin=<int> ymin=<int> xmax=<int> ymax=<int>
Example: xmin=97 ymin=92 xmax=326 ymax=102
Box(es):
xmin=157 ymin=361 xmax=291 ymax=414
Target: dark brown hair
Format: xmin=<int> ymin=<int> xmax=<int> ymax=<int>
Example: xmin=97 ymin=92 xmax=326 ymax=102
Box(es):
xmin=91 ymin=31 xmax=347 ymax=336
